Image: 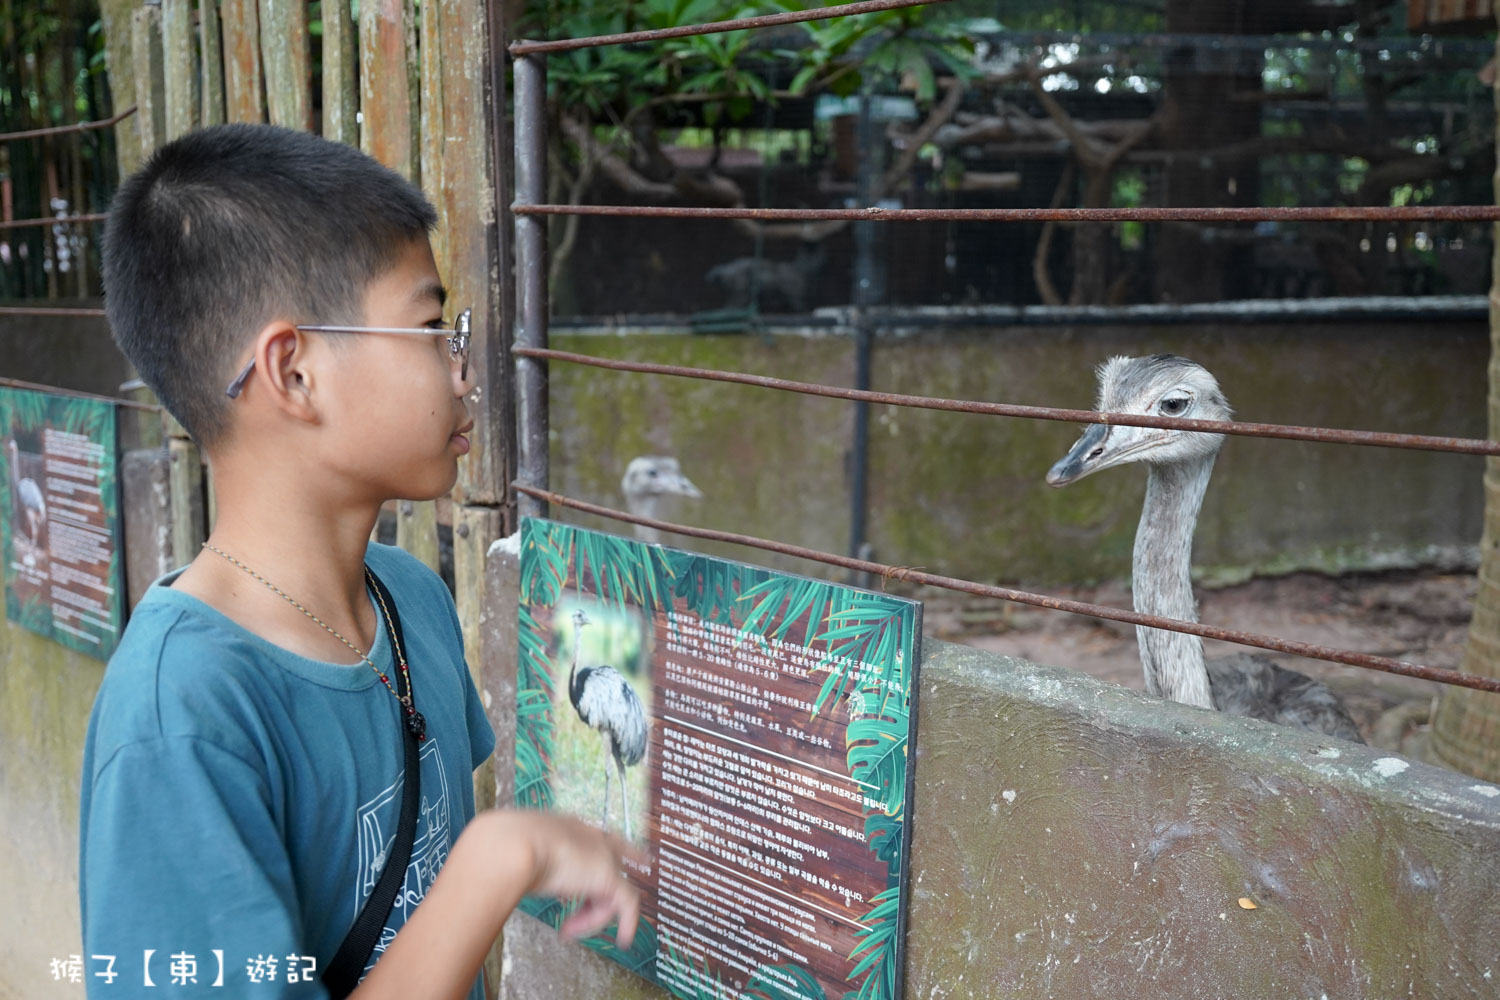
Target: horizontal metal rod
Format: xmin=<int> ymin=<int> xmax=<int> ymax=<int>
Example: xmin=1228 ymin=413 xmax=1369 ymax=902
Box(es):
xmin=511 ymin=0 xmax=949 ymax=54
xmin=513 ymin=346 xmax=1500 ymax=456
xmin=0 ymin=106 xmax=138 ymax=143
xmin=0 ymin=212 xmax=108 ymax=232
xmin=0 ymin=376 xmax=161 ymax=412
xmin=513 ymin=203 xmax=1500 ymax=223
xmin=0 ymin=305 xmax=106 ymax=318
xmin=516 ymin=483 xmax=1500 ymax=694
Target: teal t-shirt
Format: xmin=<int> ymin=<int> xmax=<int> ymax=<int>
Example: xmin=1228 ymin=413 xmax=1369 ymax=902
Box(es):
xmin=79 ymin=543 xmax=495 ymax=998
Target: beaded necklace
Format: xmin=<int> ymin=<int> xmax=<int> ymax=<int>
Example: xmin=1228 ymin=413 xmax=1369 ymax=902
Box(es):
xmin=203 ymin=543 xmax=426 ymax=741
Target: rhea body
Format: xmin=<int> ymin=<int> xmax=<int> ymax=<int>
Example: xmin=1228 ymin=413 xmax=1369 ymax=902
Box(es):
xmin=567 ymin=609 xmax=649 ymax=838
xmin=1046 ymin=355 xmax=1363 ymax=743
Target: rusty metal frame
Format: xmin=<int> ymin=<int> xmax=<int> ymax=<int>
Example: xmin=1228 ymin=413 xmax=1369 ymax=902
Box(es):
xmin=506 ymin=1 xmax=1500 ymax=692
xmin=0 ymin=306 xmax=106 ymax=318
xmin=514 ymin=346 xmax=1500 ymax=456
xmin=513 ymin=204 xmax=1500 ymax=223
xmin=0 ymin=106 xmax=138 ymax=143
xmin=0 ymin=376 xmax=160 ymax=412
xmin=0 ymin=212 xmax=108 ymax=232
xmin=516 ymin=483 xmax=1500 ymax=695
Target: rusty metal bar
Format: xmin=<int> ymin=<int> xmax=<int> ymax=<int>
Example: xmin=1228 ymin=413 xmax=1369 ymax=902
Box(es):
xmin=513 ymin=203 xmax=1500 ymax=223
xmin=0 ymin=212 xmax=108 ymax=232
xmin=510 ymin=0 xmax=949 ymax=55
xmin=517 ymin=483 xmax=1500 ymax=695
xmin=0 ymin=377 xmax=161 ymax=412
xmin=514 ymin=346 xmax=1500 ymax=457
xmin=0 ymin=106 xmax=139 ymax=143
xmin=0 ymin=306 xmax=107 ymax=318
xmin=514 ymin=55 xmax=550 ymax=520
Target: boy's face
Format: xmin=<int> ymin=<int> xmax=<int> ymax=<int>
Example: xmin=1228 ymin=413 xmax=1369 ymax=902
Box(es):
xmin=324 ymin=237 xmax=472 ymax=501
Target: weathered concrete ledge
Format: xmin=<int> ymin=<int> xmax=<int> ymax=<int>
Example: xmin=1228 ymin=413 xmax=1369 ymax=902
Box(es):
xmin=489 ymin=530 xmax=1500 ymax=1000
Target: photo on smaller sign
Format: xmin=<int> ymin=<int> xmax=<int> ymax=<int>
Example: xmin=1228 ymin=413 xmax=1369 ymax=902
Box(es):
xmin=0 ymin=387 xmax=124 ymax=660
xmin=5 ymin=434 xmax=50 ymax=620
xmin=549 ymin=592 xmax=654 ymax=847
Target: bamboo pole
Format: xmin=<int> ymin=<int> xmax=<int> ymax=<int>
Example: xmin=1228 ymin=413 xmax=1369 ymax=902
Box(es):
xmin=162 ymin=0 xmax=199 ymax=140
xmin=220 ymin=0 xmax=265 ymax=123
xmin=201 ymin=0 xmax=226 ymax=127
xmin=129 ymin=6 xmax=167 ymax=161
xmin=258 ymin=0 xmax=312 ymax=130
xmin=321 ymin=0 xmax=358 ymax=144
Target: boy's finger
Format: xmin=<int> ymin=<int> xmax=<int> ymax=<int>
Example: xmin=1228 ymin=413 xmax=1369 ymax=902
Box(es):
xmin=614 ymin=883 xmax=640 ymax=950
xmin=559 ymin=897 xmax=621 ymax=942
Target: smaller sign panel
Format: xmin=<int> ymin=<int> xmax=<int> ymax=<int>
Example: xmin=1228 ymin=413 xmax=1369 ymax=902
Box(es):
xmin=0 ymin=387 xmax=124 ymax=660
xmin=516 ymin=518 xmax=921 ymax=1000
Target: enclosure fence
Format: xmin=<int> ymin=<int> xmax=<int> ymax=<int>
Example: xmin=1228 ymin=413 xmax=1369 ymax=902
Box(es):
xmin=507 ymin=0 xmax=1500 ymax=700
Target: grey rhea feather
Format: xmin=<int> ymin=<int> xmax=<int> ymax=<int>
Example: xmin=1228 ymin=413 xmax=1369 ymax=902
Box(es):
xmin=568 ymin=609 xmax=649 ymax=838
xmin=1047 ymin=354 xmax=1364 ymax=744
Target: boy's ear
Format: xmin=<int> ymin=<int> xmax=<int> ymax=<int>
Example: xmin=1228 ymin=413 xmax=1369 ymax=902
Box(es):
xmin=254 ymin=322 xmax=320 ymax=424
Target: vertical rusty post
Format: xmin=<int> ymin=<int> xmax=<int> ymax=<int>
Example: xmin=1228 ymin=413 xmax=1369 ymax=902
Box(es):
xmin=513 ymin=54 xmax=548 ymax=520
xmin=483 ymin=0 xmax=519 ymax=533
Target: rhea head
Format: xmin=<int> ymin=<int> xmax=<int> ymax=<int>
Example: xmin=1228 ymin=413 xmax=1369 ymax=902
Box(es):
xmin=1046 ymin=354 xmax=1232 ymax=488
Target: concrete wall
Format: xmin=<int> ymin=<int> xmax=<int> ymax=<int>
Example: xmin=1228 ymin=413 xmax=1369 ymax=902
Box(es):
xmin=1 ymin=619 xmax=104 ymax=998
xmin=550 ymin=316 xmax=1486 ymax=586
xmin=488 ymin=532 xmax=1500 ymax=999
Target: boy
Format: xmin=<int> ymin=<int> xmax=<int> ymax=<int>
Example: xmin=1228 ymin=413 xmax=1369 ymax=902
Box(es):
xmin=81 ymin=123 xmax=637 ymax=998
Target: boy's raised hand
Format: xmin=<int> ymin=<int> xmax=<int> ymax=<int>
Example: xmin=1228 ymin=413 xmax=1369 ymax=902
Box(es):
xmin=344 ymin=808 xmax=646 ymax=1000
xmin=513 ymin=811 xmax=647 ymax=947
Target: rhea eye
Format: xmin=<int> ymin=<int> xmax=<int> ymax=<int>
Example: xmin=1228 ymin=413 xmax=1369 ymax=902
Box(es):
xmin=1161 ymin=396 xmax=1189 ymax=415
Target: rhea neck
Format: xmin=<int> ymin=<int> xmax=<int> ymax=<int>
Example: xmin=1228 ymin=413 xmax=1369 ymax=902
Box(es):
xmin=1132 ymin=451 xmax=1217 ymax=709
xmin=624 ymin=492 xmax=663 ymax=544
xmin=569 ymin=618 xmax=587 ymax=703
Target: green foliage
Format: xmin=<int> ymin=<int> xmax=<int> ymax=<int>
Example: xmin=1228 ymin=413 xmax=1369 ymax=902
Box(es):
xmin=843 ymin=886 xmax=900 ymax=1000
xmin=516 ymin=604 xmax=558 ymax=810
xmin=664 ymin=548 xmax=760 ymax=625
xmin=583 ymin=912 xmax=660 ymax=975
xmin=864 ymin=812 xmax=902 ymax=879
xmin=659 ymin=937 xmax=730 ymax=1000
xmin=534 ymin=0 xmax=973 ymax=123
xmin=745 ymin=962 xmax=828 ymax=1000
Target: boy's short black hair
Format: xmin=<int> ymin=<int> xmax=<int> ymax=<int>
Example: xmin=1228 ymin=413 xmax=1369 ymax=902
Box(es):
xmin=103 ymin=123 xmax=437 ymax=445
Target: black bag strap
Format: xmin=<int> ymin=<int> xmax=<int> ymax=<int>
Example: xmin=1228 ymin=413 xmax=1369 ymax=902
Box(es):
xmin=323 ymin=567 xmax=420 ymax=999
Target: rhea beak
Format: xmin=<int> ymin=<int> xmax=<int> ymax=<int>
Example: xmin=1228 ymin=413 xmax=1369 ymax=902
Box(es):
xmin=668 ymin=473 xmax=703 ymax=499
xmin=1046 ymin=423 xmax=1112 ymax=487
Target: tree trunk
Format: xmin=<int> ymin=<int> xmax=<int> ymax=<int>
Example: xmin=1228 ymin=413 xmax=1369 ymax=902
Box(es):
xmin=1427 ymin=29 xmax=1500 ymax=783
xmin=1152 ymin=0 xmax=1261 ymax=303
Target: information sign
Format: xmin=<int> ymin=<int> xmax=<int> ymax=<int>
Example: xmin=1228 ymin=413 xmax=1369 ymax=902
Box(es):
xmin=517 ymin=518 xmax=920 ymax=1000
xmin=0 ymin=387 xmax=124 ymax=660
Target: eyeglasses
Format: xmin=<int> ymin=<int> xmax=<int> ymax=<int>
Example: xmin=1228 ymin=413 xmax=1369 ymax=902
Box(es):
xmin=224 ymin=308 xmax=472 ymax=399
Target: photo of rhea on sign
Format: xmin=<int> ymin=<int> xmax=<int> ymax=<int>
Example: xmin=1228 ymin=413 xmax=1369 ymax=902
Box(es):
xmin=516 ymin=518 xmax=921 ymax=1000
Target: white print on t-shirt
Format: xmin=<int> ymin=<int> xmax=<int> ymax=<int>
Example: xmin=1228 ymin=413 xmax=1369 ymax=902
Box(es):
xmin=352 ymin=737 xmax=454 ymax=974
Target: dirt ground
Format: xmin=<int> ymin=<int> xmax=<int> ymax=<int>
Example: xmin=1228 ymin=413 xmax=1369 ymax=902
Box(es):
xmin=907 ymin=568 xmax=1479 ymax=756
